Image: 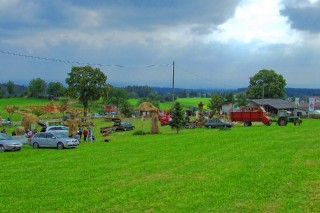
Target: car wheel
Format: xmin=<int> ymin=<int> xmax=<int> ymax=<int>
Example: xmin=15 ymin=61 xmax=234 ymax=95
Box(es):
xmin=0 ymin=145 xmax=5 ymax=152
xmin=57 ymin=142 xmax=64 ymax=150
xmin=33 ymin=142 xmax=40 ymax=149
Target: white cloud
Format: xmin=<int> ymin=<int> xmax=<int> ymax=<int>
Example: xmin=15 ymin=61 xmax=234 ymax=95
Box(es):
xmin=212 ymin=0 xmax=301 ymax=46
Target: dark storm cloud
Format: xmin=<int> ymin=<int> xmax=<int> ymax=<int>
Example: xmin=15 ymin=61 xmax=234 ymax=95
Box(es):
xmin=281 ymin=3 xmax=320 ymax=33
xmin=0 ymin=0 xmax=240 ymax=32
xmin=64 ymin=0 xmax=240 ymax=25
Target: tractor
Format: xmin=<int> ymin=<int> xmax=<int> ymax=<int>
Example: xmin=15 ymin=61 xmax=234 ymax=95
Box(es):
xmin=276 ymin=110 xmax=302 ymax=126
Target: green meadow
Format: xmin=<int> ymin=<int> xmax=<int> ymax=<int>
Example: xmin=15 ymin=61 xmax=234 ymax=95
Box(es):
xmin=1 ymin=98 xmax=320 ymax=212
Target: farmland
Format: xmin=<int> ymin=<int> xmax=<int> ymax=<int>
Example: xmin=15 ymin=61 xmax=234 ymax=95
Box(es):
xmin=0 ymin=98 xmax=320 ymax=212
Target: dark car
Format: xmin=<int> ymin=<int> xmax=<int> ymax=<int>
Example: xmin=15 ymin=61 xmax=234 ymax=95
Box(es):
xmin=114 ymin=121 xmax=135 ymax=131
xmin=205 ymin=119 xmax=233 ymax=129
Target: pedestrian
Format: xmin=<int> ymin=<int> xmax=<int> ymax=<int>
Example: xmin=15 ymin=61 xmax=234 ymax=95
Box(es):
xmin=78 ymin=127 xmax=83 ymax=139
xmin=75 ymin=134 xmax=80 ymax=142
xmin=83 ymin=128 xmax=88 ymax=142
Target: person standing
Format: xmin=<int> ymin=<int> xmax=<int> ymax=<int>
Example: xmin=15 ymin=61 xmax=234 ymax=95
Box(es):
xmin=78 ymin=127 xmax=83 ymax=139
xmin=83 ymin=128 xmax=88 ymax=142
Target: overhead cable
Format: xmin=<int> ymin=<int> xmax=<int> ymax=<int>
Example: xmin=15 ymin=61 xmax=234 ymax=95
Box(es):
xmin=0 ymin=50 xmax=170 ymax=68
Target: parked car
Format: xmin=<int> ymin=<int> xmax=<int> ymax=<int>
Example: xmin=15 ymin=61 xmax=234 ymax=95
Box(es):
xmin=0 ymin=133 xmax=23 ymax=152
xmin=114 ymin=121 xmax=135 ymax=131
xmin=1 ymin=119 xmax=11 ymax=126
xmin=90 ymin=113 xmax=104 ymax=119
xmin=40 ymin=125 xmax=69 ymax=135
xmin=205 ymin=119 xmax=233 ymax=129
xmin=31 ymin=132 xmax=79 ymax=149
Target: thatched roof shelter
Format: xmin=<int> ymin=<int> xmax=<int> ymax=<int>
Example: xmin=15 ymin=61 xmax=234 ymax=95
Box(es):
xmin=137 ymin=102 xmax=158 ymax=116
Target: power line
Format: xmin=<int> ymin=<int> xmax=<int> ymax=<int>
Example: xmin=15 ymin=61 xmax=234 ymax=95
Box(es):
xmin=0 ymin=50 xmax=170 ymax=68
xmin=175 ymin=65 xmax=236 ymax=88
xmin=1 ymin=49 xmax=235 ymax=87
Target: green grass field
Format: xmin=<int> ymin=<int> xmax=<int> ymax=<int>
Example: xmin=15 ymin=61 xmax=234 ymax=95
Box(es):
xmin=1 ymin=112 xmax=320 ymax=212
xmin=1 ymin=98 xmax=320 ymax=212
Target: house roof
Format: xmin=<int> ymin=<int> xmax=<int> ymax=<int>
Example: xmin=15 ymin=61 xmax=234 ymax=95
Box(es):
xmin=137 ymin=102 xmax=158 ymax=112
xmin=250 ymin=99 xmax=294 ymax=109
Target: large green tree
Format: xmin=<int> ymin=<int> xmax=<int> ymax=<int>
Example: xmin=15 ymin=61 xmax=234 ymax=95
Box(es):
xmin=6 ymin=80 xmax=16 ymax=97
xmin=236 ymin=92 xmax=249 ymax=107
xmin=208 ymin=93 xmax=224 ymax=116
xmin=47 ymin=82 xmax=66 ymax=97
xmin=169 ymin=102 xmax=185 ymax=134
xmin=28 ymin=78 xmax=47 ymax=98
xmin=0 ymin=87 xmax=5 ymax=98
xmin=107 ymin=86 xmax=129 ymax=109
xmin=247 ymin=69 xmax=286 ymax=99
xmin=66 ymin=66 xmax=107 ymax=116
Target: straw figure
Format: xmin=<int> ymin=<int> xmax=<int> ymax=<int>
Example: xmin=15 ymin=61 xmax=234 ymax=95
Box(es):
xmin=150 ymin=112 xmax=159 ymax=134
xmin=64 ymin=112 xmax=81 ymax=137
xmin=15 ymin=126 xmax=26 ymax=135
xmin=21 ymin=114 xmax=39 ymax=131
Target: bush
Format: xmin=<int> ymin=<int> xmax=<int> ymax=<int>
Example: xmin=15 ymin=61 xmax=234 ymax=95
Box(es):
xmin=308 ymin=114 xmax=320 ymax=119
xmin=132 ymin=130 xmax=149 ymax=135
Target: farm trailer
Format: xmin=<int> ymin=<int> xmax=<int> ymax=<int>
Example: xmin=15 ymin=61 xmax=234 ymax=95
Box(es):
xmin=230 ymin=106 xmax=272 ymax=126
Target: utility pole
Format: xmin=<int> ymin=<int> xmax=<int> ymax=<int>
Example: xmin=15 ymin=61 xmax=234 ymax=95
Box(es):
xmin=172 ymin=61 xmax=175 ymax=107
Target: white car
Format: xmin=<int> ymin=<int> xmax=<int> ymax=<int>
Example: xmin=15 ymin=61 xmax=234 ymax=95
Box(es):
xmin=31 ymin=132 xmax=79 ymax=149
xmin=41 ymin=126 xmax=69 ymax=134
xmin=1 ymin=119 xmax=11 ymax=126
xmin=0 ymin=133 xmax=23 ymax=152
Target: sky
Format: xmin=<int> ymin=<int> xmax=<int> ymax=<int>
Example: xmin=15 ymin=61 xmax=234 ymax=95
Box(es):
xmin=1 ymin=0 xmax=320 ymax=89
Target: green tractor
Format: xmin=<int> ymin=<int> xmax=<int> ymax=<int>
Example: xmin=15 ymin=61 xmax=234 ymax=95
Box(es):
xmin=276 ymin=110 xmax=302 ymax=126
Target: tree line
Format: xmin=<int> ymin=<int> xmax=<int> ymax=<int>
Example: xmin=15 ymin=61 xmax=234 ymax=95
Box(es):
xmin=0 ymin=67 xmax=290 ymax=117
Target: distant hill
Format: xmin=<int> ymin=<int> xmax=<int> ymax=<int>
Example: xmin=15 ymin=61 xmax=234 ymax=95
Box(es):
xmin=152 ymin=87 xmax=235 ymax=94
xmin=236 ymin=87 xmax=320 ymax=98
xmin=0 ymin=83 xmax=27 ymax=96
xmin=285 ymin=88 xmax=320 ymax=97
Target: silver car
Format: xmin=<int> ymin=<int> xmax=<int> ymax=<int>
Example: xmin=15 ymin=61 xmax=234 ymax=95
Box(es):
xmin=41 ymin=125 xmax=69 ymax=135
xmin=0 ymin=133 xmax=23 ymax=152
xmin=31 ymin=132 xmax=79 ymax=149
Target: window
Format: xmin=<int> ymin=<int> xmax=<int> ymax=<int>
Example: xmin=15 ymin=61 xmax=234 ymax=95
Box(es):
xmin=38 ymin=133 xmax=46 ymax=138
xmin=46 ymin=133 xmax=54 ymax=138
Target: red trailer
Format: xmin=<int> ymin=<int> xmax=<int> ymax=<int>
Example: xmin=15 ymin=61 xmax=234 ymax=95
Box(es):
xmin=230 ymin=106 xmax=272 ymax=126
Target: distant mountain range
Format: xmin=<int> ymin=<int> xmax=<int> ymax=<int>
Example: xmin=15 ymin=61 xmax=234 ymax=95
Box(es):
xmin=152 ymin=87 xmax=234 ymax=94
xmin=1 ymin=82 xmax=320 ymax=97
xmin=236 ymin=87 xmax=320 ymax=97
xmin=154 ymin=87 xmax=320 ymax=97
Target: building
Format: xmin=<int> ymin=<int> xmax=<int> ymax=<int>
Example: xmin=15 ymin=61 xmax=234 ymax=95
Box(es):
xmin=249 ymin=99 xmax=308 ymax=117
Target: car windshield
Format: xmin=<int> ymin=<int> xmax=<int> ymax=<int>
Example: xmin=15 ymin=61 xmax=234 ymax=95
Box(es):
xmin=0 ymin=133 xmax=12 ymax=140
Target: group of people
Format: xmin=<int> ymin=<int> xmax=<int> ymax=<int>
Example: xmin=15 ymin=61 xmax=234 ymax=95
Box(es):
xmin=76 ymin=127 xmax=95 ymax=142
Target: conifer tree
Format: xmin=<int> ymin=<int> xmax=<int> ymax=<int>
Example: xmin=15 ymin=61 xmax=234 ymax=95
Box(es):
xmin=169 ymin=102 xmax=185 ymax=134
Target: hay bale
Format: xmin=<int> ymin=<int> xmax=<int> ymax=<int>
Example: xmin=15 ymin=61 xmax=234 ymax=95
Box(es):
xmin=64 ymin=115 xmax=81 ymax=137
xmin=15 ymin=126 xmax=25 ymax=135
xmin=150 ymin=112 xmax=159 ymax=134
xmin=21 ymin=114 xmax=39 ymax=131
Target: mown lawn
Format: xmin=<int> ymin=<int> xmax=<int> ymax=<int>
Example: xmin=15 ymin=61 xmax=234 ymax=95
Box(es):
xmin=1 ymin=117 xmax=320 ymax=212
